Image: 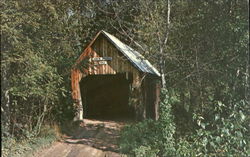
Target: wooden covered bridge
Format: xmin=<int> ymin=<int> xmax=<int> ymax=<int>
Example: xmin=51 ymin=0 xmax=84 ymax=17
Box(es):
xmin=71 ymin=30 xmax=161 ymax=121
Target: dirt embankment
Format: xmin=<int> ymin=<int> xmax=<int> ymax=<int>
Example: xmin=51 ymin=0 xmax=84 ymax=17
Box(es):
xmin=32 ymin=119 xmax=128 ymax=157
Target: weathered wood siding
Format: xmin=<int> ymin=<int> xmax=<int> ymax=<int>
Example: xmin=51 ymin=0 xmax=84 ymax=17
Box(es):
xmin=71 ymin=32 xmax=160 ymax=120
xmin=142 ymin=75 xmax=161 ymax=120
xmin=72 ymin=34 xmax=142 ymax=102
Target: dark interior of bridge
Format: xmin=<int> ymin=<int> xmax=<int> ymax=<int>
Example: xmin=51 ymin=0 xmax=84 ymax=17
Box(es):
xmin=80 ymin=74 xmax=135 ymax=120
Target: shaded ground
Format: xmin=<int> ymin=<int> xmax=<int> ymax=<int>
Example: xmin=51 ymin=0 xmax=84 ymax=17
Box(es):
xmin=32 ymin=119 xmax=129 ymax=157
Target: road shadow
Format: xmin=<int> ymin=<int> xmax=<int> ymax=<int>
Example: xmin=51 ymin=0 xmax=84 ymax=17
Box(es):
xmin=62 ymin=118 xmax=131 ymax=153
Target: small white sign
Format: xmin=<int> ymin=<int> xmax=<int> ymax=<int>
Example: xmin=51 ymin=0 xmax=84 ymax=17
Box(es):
xmin=92 ymin=57 xmax=112 ymax=61
xmin=99 ymin=61 xmax=107 ymax=65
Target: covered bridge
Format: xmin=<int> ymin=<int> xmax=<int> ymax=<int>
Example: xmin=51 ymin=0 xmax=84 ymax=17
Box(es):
xmin=71 ymin=30 xmax=161 ymax=121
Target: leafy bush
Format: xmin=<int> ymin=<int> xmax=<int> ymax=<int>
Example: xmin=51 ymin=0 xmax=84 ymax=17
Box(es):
xmin=133 ymin=146 xmax=159 ymax=157
xmin=119 ymin=90 xmax=249 ymax=157
xmin=2 ymin=125 xmax=59 ymax=157
xmin=176 ymin=100 xmax=249 ymax=157
xmin=119 ymin=89 xmax=176 ymax=157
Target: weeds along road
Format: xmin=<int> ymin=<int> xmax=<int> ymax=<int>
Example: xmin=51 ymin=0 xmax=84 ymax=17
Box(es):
xmin=32 ymin=119 xmax=128 ymax=157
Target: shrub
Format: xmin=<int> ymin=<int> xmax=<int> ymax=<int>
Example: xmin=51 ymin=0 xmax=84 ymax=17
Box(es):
xmin=191 ymin=100 xmax=248 ymax=156
xmin=176 ymin=100 xmax=249 ymax=157
xmin=1 ymin=125 xmax=58 ymax=157
xmin=119 ymin=89 xmax=176 ymax=157
xmin=119 ymin=90 xmax=249 ymax=157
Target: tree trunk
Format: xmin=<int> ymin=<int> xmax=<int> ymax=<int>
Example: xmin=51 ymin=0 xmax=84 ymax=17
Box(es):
xmin=1 ymin=66 xmax=10 ymax=133
xmin=246 ymin=50 xmax=250 ymax=104
xmin=160 ymin=0 xmax=170 ymax=88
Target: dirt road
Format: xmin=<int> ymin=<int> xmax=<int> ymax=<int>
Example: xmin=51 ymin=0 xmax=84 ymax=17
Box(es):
xmin=32 ymin=119 xmax=128 ymax=157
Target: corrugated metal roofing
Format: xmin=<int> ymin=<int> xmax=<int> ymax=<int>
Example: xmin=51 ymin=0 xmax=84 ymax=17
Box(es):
xmin=101 ymin=30 xmax=161 ymax=77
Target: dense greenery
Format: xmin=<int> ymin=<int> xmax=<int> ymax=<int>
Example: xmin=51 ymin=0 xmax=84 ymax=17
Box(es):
xmin=2 ymin=125 xmax=59 ymax=157
xmin=120 ymin=90 xmax=176 ymax=156
xmin=120 ymin=90 xmax=249 ymax=156
xmin=1 ymin=0 xmax=249 ymax=156
xmin=117 ymin=1 xmax=249 ymax=156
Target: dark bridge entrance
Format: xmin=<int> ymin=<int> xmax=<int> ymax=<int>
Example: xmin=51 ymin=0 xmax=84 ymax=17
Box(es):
xmin=80 ymin=74 xmax=134 ymax=120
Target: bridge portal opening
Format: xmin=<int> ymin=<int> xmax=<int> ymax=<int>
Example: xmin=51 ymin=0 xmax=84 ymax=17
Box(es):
xmin=80 ymin=74 xmax=134 ymax=120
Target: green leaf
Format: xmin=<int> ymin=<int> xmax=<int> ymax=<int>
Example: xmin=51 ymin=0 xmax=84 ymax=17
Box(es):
xmin=216 ymin=136 xmax=221 ymax=143
xmin=200 ymin=123 xmax=206 ymax=129
xmin=215 ymin=114 xmax=219 ymax=121
xmin=239 ymin=110 xmax=246 ymax=121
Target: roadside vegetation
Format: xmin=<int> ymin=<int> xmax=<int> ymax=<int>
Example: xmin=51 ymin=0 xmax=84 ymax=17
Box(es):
xmin=119 ymin=90 xmax=249 ymax=156
xmin=2 ymin=125 xmax=60 ymax=157
xmin=1 ymin=0 xmax=249 ymax=157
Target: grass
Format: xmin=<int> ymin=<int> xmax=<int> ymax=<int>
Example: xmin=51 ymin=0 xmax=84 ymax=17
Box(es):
xmin=2 ymin=124 xmax=61 ymax=157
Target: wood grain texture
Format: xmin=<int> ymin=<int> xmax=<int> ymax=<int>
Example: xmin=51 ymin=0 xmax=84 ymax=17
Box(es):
xmin=71 ymin=32 xmax=160 ymax=120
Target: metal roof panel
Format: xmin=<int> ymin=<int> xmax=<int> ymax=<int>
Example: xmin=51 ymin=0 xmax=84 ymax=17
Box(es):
xmin=101 ymin=31 xmax=161 ymax=77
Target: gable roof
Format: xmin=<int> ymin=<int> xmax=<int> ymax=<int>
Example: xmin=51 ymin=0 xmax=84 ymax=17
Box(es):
xmin=100 ymin=31 xmax=161 ymax=77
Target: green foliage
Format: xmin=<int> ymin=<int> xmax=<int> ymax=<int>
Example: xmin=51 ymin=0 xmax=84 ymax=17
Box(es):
xmin=1 ymin=0 xmax=249 ymax=156
xmin=133 ymin=146 xmax=159 ymax=157
xmin=1 ymin=0 xmax=79 ymax=139
xmin=119 ymin=119 xmax=160 ymax=156
xmin=119 ymin=89 xmax=176 ymax=157
xmin=176 ymin=138 xmax=195 ymax=157
xmin=167 ymin=0 xmax=249 ymax=121
xmin=182 ymin=100 xmax=249 ymax=156
xmin=2 ymin=125 xmax=58 ymax=157
xmin=120 ymin=92 xmax=249 ymax=157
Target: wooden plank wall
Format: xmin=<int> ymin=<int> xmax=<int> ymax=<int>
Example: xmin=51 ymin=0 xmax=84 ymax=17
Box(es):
xmin=142 ymin=75 xmax=161 ymax=120
xmin=71 ymin=33 xmax=159 ymax=119
xmin=71 ymin=35 xmax=142 ymax=103
xmin=73 ymin=34 xmax=141 ymax=86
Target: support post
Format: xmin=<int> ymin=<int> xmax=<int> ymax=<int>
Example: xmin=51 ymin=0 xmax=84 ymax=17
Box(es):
xmin=73 ymin=98 xmax=83 ymax=121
